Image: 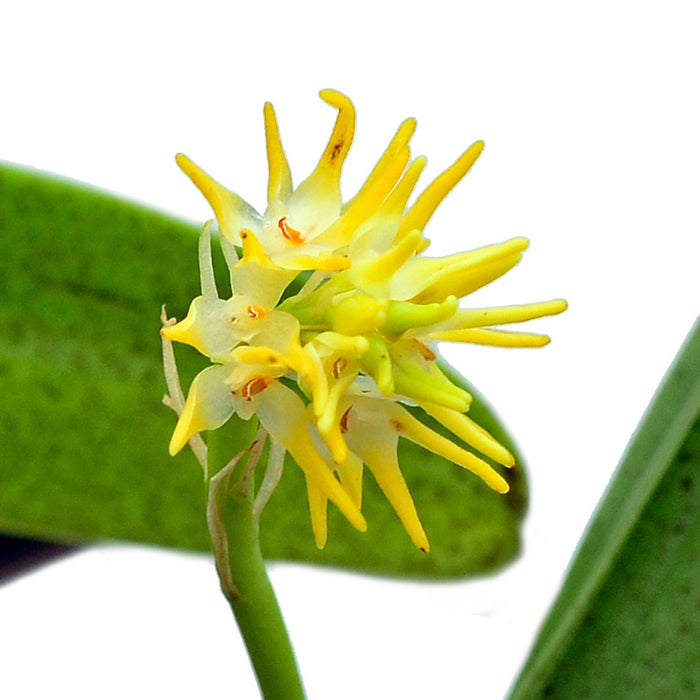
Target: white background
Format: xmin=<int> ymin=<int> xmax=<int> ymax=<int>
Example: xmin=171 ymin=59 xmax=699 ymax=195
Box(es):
xmin=1 ymin=2 xmax=699 ymax=698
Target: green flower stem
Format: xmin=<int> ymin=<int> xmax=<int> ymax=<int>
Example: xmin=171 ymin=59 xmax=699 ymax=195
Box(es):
xmin=207 ymin=422 xmax=306 ymax=700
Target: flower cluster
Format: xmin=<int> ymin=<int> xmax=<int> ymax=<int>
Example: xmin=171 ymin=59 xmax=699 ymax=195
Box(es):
xmin=161 ymin=90 xmax=566 ymax=551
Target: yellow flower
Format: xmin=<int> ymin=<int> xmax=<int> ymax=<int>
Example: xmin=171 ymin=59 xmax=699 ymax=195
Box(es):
xmin=162 ymin=91 xmax=566 ymax=551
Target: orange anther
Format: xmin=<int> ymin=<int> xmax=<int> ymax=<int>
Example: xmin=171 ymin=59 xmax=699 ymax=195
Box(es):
xmin=278 ymin=216 xmax=304 ymax=244
xmin=412 ymin=338 xmax=436 ymax=361
xmin=241 ymin=376 xmax=273 ymax=400
xmin=332 ymin=357 xmax=347 ymax=378
xmin=246 ymin=304 xmax=268 ymax=320
xmin=339 ymin=407 xmax=351 ymax=434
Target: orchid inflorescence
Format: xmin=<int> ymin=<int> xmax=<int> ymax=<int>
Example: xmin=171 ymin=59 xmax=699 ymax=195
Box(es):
xmin=161 ymin=90 xmax=565 ymax=551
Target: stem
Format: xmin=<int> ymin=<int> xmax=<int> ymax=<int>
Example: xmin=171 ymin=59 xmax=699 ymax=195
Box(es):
xmin=207 ymin=422 xmax=306 ymax=700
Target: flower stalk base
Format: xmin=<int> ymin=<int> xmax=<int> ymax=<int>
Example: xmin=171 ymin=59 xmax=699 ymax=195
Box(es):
xmin=207 ymin=422 xmax=306 ymax=700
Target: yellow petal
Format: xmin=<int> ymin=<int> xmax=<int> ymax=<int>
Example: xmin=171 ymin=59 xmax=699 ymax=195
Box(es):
xmin=175 ymin=153 xmax=260 ymax=243
xmin=315 ymin=122 xmax=415 ymax=250
xmin=341 ymin=117 xmax=416 ymax=215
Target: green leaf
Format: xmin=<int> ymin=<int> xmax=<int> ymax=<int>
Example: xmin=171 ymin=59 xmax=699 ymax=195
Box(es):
xmin=0 ymin=162 xmax=526 ymax=578
xmin=509 ymin=317 xmax=700 ymax=698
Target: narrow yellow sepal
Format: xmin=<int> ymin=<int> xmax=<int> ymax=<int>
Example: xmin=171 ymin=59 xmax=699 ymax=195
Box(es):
xmin=398 ymin=140 xmax=484 ymax=238
xmin=348 ymin=420 xmax=430 ymax=552
xmin=343 ymin=117 xmax=416 ymax=215
xmin=176 ymin=153 xmax=259 ymax=243
xmin=292 ymin=442 xmax=367 ymax=535
xmin=291 ymin=90 xmax=355 ymax=207
xmin=366 ymin=451 xmax=430 ymax=552
xmin=443 ymin=299 xmax=569 ymax=330
xmin=391 ymin=406 xmax=510 ymax=494
xmin=315 ymin=117 xmax=416 ymax=249
xmin=263 ymin=101 xmax=292 ymax=203
xmin=420 ymin=401 xmax=515 ymax=467
xmin=430 ymin=328 xmax=552 ymax=347
xmin=305 ymin=479 xmax=329 ymax=549
xmin=319 ymin=421 xmax=349 ymax=465
xmin=347 ymin=145 xmax=413 ymax=225
xmin=255 ymin=383 xmax=367 ymax=534
xmin=381 ymin=156 xmax=427 ymax=224
xmin=336 ymin=451 xmax=364 ymax=510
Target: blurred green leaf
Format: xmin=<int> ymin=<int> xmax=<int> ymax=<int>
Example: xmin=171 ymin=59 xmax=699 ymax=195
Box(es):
xmin=509 ymin=317 xmax=700 ymax=698
xmin=0 ymin=162 xmax=526 ymax=578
